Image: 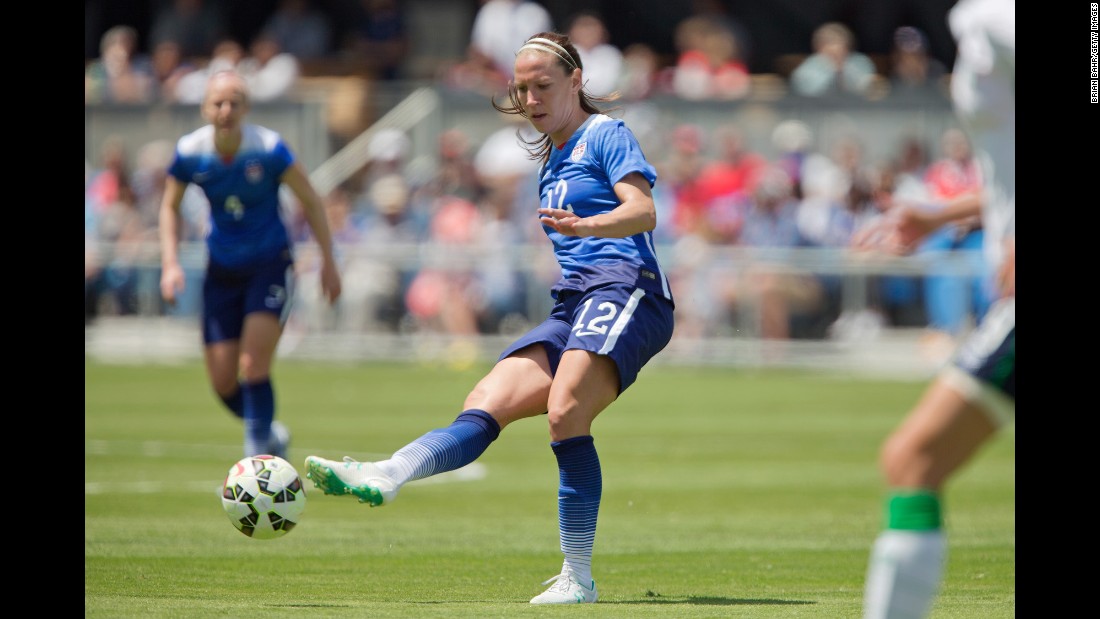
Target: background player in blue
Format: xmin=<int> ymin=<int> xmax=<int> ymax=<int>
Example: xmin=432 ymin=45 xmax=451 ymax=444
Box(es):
xmin=304 ymin=31 xmax=675 ymax=604
xmin=859 ymin=1 xmax=1014 ymax=617
xmin=158 ymin=70 xmax=342 ymax=460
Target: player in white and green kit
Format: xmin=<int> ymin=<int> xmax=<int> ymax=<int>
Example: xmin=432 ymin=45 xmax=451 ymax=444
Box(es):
xmin=862 ymin=1 xmax=1015 ymax=617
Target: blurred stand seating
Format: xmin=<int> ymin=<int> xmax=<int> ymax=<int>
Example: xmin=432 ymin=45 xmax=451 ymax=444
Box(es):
xmin=86 ymin=3 xmax=968 ymax=368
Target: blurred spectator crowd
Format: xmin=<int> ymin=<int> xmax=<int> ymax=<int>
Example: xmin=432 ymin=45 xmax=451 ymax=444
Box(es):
xmin=85 ymin=0 xmax=953 ymax=105
xmin=86 ymin=1 xmax=983 ymax=359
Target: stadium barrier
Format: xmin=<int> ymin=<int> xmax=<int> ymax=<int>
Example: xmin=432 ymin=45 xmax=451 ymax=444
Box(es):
xmin=85 ymin=240 xmax=985 ymax=378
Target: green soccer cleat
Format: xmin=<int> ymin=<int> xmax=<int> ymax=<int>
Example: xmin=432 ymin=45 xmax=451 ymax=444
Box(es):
xmin=303 ymin=455 xmax=398 ymax=507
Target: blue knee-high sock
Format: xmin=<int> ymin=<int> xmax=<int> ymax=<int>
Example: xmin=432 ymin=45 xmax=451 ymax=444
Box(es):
xmin=377 ymin=409 xmax=501 ymax=485
xmin=219 ymin=384 xmax=244 ymax=419
xmin=552 ymin=435 xmax=601 ymax=585
xmin=241 ymin=379 xmax=275 ymax=457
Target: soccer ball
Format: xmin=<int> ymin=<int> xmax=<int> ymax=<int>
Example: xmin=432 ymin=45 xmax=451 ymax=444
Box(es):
xmin=221 ymin=455 xmax=306 ymax=539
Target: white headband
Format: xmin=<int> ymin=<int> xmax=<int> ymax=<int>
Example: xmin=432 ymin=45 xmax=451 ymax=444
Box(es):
xmin=516 ymin=37 xmax=577 ymax=70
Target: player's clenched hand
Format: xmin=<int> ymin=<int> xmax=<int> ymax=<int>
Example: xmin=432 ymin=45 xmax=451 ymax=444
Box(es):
xmin=890 ymin=206 xmax=940 ymax=254
xmin=538 ymin=207 xmax=584 ymax=236
xmin=320 ymin=261 xmax=342 ymax=305
xmin=852 ymin=206 xmax=936 ymax=256
xmin=160 ymin=263 xmax=186 ymax=306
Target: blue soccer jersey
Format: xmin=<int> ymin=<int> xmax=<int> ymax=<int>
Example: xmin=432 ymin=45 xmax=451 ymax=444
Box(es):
xmin=538 ymin=114 xmax=674 ymax=304
xmin=168 ymin=124 xmax=295 ymax=271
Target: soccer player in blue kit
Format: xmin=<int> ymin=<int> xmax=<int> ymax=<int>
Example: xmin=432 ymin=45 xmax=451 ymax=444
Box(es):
xmin=159 ymin=70 xmax=342 ymax=460
xmin=860 ymin=1 xmax=1014 ymax=617
xmin=304 ymin=31 xmax=675 ymax=604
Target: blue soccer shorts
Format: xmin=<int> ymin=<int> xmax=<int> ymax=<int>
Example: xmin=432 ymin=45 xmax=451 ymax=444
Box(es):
xmin=201 ymin=253 xmax=295 ymax=344
xmin=499 ymin=282 xmax=675 ymax=393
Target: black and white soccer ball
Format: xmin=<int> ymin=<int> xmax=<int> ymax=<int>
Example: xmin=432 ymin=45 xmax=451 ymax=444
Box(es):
xmin=221 ymin=455 xmax=306 ymax=539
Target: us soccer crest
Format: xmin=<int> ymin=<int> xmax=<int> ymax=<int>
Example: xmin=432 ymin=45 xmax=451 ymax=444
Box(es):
xmin=571 ymin=142 xmax=587 ymax=162
xmin=245 ymin=160 xmax=264 ymax=184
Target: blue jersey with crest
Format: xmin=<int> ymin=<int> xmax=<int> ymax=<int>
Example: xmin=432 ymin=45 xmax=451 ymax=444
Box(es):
xmin=167 ymin=123 xmax=294 ymax=271
xmin=538 ymin=114 xmax=673 ymax=304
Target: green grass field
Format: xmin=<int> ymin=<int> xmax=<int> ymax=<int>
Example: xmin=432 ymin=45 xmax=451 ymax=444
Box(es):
xmin=85 ymin=359 xmax=1014 ymax=618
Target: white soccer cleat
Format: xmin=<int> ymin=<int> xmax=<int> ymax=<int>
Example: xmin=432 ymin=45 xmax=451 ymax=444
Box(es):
xmin=529 ymin=571 xmax=598 ymax=604
xmin=268 ymin=421 xmax=291 ymax=460
xmin=303 ymin=455 xmax=398 ymax=507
